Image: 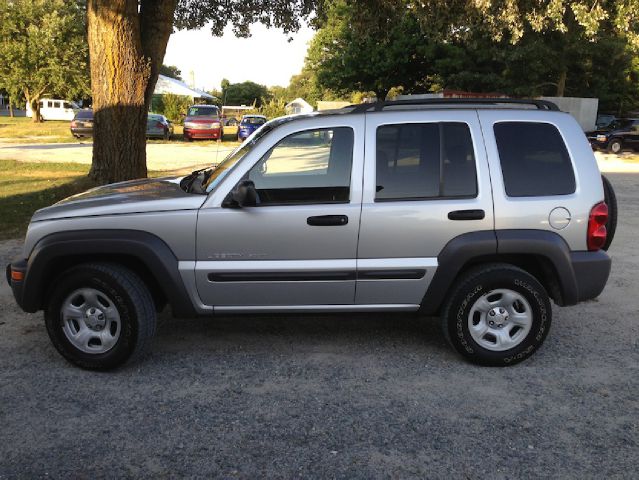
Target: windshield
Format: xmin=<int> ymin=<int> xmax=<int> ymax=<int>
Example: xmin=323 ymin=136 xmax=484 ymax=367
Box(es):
xmin=607 ymin=119 xmax=635 ymax=130
xmin=201 ymin=116 xmax=293 ymax=192
xmin=242 ymin=116 xmax=266 ymax=125
xmin=188 ymin=106 xmax=219 ymax=117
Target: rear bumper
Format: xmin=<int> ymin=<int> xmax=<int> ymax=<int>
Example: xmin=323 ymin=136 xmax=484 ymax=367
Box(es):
xmin=70 ymin=127 xmax=93 ymax=137
xmin=6 ymin=259 xmax=29 ymax=312
xmin=571 ymin=250 xmax=611 ymax=303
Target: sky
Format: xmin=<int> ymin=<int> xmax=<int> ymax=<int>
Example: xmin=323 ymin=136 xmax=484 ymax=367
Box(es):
xmin=164 ymin=23 xmax=315 ymax=92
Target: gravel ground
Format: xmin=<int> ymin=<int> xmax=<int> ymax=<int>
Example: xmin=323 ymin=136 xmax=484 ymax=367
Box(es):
xmin=0 ymin=174 xmax=637 ymax=479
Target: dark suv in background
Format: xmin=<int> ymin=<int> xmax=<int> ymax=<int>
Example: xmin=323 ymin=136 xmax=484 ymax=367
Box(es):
xmin=587 ymin=118 xmax=639 ymax=153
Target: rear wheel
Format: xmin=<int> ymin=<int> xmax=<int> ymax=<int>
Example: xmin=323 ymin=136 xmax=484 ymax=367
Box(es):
xmin=601 ymin=175 xmax=617 ymax=251
xmin=44 ymin=263 xmax=156 ymax=370
xmin=442 ymin=264 xmax=552 ymax=366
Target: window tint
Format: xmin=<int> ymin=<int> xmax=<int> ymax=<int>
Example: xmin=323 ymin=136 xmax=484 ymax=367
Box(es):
xmin=494 ymin=122 xmax=575 ymax=197
xmin=375 ymin=122 xmax=477 ymax=200
xmin=248 ymin=127 xmax=353 ymax=205
xmin=187 ymin=106 xmax=219 ymax=117
xmin=75 ymin=110 xmax=93 ymax=119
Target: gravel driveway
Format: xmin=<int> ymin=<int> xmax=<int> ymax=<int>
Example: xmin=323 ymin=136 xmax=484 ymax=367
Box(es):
xmin=1 ymin=174 xmax=637 ymax=479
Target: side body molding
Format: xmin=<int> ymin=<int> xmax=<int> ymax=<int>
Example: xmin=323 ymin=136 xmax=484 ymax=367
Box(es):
xmin=19 ymin=230 xmax=197 ymax=317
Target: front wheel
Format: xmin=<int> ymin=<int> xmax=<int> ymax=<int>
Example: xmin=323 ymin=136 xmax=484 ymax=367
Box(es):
xmin=442 ymin=264 xmax=552 ymax=366
xmin=608 ymin=139 xmax=623 ymax=154
xmin=44 ymin=263 xmax=157 ymax=370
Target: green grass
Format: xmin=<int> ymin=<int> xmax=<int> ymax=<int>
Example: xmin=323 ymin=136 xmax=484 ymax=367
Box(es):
xmin=0 ymin=160 xmax=171 ymax=240
xmin=0 ymin=117 xmax=77 ymax=143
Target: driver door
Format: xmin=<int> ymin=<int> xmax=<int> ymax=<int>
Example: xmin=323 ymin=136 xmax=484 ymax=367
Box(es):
xmin=194 ymin=115 xmax=365 ymax=309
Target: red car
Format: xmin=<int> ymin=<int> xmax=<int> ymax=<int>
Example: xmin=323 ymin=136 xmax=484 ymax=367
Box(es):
xmin=183 ymin=105 xmax=223 ymax=141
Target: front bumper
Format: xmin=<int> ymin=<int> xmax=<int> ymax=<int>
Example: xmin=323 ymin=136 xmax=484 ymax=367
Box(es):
xmin=183 ymin=128 xmax=222 ymax=140
xmin=6 ymin=259 xmax=28 ymax=311
xmin=587 ymin=138 xmax=608 ymax=150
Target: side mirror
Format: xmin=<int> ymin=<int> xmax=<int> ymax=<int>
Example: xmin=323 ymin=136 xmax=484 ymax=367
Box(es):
xmin=222 ymin=180 xmax=257 ymax=208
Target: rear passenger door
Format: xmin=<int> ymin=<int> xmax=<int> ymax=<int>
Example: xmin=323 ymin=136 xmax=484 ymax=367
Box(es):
xmin=357 ymin=110 xmax=494 ymax=306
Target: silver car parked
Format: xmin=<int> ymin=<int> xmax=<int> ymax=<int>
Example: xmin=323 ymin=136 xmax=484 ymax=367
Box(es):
xmin=7 ymin=98 xmax=615 ymax=370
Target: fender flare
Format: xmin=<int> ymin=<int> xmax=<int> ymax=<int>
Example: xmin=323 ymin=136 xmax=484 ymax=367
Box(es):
xmin=20 ymin=229 xmax=197 ymax=317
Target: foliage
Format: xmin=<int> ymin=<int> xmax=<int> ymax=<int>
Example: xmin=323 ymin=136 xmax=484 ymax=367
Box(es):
xmin=222 ymin=80 xmax=270 ymax=107
xmin=153 ymin=93 xmax=192 ymax=123
xmin=307 ymin=0 xmax=438 ymax=99
xmin=0 ymin=0 xmax=89 ymax=122
xmin=259 ymin=98 xmax=288 ymax=118
xmin=159 ymin=64 xmax=182 ymax=80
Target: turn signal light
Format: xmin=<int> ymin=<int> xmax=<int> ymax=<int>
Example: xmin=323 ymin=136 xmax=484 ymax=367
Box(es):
xmin=11 ymin=269 xmax=24 ymax=281
xmin=587 ymin=202 xmax=608 ymax=251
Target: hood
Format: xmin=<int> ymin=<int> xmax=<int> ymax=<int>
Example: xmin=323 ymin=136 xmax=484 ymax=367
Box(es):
xmin=32 ymin=176 xmax=206 ymax=222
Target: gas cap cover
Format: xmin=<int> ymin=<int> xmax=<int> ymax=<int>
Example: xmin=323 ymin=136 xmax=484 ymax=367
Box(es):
xmin=549 ymin=207 xmax=571 ymax=230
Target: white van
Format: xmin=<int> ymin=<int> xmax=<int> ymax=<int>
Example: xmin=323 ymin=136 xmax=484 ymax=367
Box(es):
xmin=26 ymin=98 xmax=80 ymax=121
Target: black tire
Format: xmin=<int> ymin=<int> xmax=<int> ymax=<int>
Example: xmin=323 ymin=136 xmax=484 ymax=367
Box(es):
xmin=441 ymin=263 xmax=552 ymax=366
xmin=607 ymin=138 xmax=622 ymax=154
xmin=601 ymin=174 xmax=617 ymax=251
xmin=185 ymin=135 xmax=192 ymax=142
xmin=44 ymin=262 xmax=156 ymax=370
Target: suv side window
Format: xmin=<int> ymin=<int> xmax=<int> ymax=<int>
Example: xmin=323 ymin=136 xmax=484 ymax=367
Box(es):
xmin=248 ymin=127 xmax=354 ymax=205
xmin=494 ymin=122 xmax=576 ymax=197
xmin=375 ymin=122 xmax=477 ymax=201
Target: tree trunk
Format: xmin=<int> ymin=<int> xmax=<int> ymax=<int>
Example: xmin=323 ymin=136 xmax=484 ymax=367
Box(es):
xmin=556 ymin=69 xmax=567 ymax=97
xmin=25 ymin=93 xmax=42 ymax=123
xmin=87 ymin=0 xmax=176 ymax=184
xmin=8 ymin=98 xmax=13 ymax=118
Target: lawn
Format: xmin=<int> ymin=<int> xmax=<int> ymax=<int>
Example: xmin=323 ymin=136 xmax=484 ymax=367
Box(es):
xmin=0 ymin=117 xmax=76 ymax=144
xmin=0 ymin=160 xmax=174 ymax=240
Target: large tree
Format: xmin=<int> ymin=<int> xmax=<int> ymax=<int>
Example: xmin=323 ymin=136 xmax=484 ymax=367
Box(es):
xmin=222 ymin=80 xmax=269 ymax=107
xmin=0 ymin=0 xmax=89 ymax=123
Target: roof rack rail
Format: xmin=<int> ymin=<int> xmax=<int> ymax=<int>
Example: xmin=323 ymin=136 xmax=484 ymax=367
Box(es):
xmin=348 ymin=98 xmax=560 ymax=113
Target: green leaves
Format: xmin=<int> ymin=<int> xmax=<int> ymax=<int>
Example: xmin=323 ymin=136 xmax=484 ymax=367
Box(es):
xmin=0 ymin=0 xmax=89 ymax=106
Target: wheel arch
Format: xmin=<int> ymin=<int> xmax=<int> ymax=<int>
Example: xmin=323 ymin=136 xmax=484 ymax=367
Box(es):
xmin=420 ymin=230 xmax=581 ymax=315
xmin=21 ymin=230 xmax=197 ymax=317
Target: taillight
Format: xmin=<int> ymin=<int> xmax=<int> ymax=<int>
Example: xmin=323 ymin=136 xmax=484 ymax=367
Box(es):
xmin=155 ymin=121 xmax=164 ymax=128
xmin=70 ymin=120 xmax=77 ymax=128
xmin=587 ymin=202 xmax=608 ymax=251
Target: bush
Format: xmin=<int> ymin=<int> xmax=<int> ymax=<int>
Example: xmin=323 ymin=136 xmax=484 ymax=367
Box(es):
xmin=153 ymin=94 xmax=192 ymax=124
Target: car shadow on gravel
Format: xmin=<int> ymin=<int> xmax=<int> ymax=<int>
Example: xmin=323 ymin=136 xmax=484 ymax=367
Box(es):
xmin=152 ymin=311 xmax=453 ymax=359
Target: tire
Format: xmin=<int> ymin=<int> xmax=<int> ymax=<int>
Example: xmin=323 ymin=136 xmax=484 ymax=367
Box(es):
xmin=184 ymin=134 xmax=192 ymax=142
xmin=601 ymin=174 xmax=617 ymax=251
xmin=607 ymin=138 xmax=622 ymax=154
xmin=163 ymin=130 xmax=170 ymax=140
xmin=441 ymin=263 xmax=552 ymax=366
xmin=44 ymin=262 xmax=157 ymax=370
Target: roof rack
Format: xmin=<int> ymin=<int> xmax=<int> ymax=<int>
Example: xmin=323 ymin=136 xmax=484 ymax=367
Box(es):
xmin=348 ymin=98 xmax=560 ymax=113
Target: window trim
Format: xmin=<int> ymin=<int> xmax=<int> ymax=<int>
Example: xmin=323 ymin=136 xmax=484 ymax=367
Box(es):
xmin=493 ymin=120 xmax=577 ymax=198
xmin=373 ymin=121 xmax=479 ymax=203
xmin=245 ymin=126 xmax=355 ymax=208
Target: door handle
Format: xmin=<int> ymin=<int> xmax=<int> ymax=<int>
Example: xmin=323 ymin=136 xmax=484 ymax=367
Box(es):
xmin=307 ymin=215 xmax=349 ymax=226
xmin=448 ymin=209 xmax=485 ymax=221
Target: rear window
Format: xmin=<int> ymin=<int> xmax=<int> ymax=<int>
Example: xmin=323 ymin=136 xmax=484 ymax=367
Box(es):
xmin=242 ymin=117 xmax=266 ymax=125
xmin=375 ymin=122 xmax=477 ymax=201
xmin=494 ymin=122 xmax=575 ymax=197
xmin=74 ymin=110 xmax=93 ymax=119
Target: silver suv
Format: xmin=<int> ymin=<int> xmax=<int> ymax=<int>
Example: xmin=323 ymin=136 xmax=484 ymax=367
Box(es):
xmin=7 ymin=99 xmax=615 ymax=370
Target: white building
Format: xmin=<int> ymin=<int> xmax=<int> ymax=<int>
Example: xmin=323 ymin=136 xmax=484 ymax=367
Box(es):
xmin=285 ymin=98 xmax=313 ymax=114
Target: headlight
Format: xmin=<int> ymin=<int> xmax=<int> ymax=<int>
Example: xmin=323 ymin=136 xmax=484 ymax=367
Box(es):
xmin=210 ymin=122 xmax=221 ymax=129
xmin=184 ymin=121 xmax=198 ymax=129
xmin=596 ymin=134 xmax=608 ymax=142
